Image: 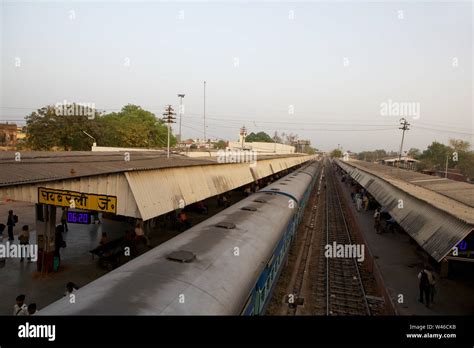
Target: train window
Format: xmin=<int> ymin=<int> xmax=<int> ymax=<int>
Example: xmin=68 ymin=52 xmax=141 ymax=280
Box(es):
xmin=241 ymin=206 xmax=258 ymax=212
xmin=216 ymin=222 xmax=236 ymax=229
xmin=166 ymin=250 xmax=196 ymax=263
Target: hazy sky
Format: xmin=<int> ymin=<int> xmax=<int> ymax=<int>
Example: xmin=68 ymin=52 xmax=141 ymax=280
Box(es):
xmin=1 ymin=0 xmax=473 ymax=152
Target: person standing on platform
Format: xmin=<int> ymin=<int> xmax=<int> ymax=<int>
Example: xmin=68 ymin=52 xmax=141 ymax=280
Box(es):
xmin=19 ymin=225 xmax=31 ymax=263
xmin=61 ymin=207 xmax=69 ymax=232
xmin=373 ymin=209 xmax=381 ymax=234
xmin=13 ymin=295 xmax=28 ymax=316
xmin=54 ymin=225 xmax=66 ymax=270
xmin=7 ymin=210 xmax=16 ymax=241
xmin=418 ymin=267 xmax=432 ymax=307
xmin=363 ymin=195 xmax=369 ymax=211
xmin=355 ymin=193 xmax=362 ymax=212
xmin=427 ymin=265 xmax=436 ymax=303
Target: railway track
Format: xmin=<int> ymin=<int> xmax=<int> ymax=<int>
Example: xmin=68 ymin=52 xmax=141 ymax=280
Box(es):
xmin=314 ymin=161 xmax=371 ymax=315
xmin=267 ymin=158 xmax=383 ymax=316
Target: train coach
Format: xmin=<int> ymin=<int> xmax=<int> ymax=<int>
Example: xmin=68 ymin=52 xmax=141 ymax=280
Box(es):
xmin=40 ymin=160 xmax=320 ymax=315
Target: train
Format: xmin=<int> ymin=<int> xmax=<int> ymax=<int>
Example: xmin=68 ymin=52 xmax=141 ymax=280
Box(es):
xmin=40 ymin=160 xmax=320 ymax=315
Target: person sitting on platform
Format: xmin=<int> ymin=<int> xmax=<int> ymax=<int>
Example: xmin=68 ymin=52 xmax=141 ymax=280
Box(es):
xmin=196 ymin=201 xmax=208 ymax=214
xmin=134 ymin=221 xmax=150 ymax=247
xmin=65 ymin=282 xmax=79 ymax=296
xmin=99 ymin=232 xmax=108 ymax=246
xmin=28 ymin=303 xmax=38 ymax=315
xmin=178 ymin=211 xmax=191 ymax=232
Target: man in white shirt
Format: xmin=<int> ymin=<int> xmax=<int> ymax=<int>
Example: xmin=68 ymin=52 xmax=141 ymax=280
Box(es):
xmin=13 ymin=294 xmax=28 ymax=316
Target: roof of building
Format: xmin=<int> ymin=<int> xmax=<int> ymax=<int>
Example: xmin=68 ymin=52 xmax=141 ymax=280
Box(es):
xmin=0 ymin=151 xmax=307 ymax=188
xmin=348 ymin=159 xmax=473 ymax=208
xmin=337 ymin=159 xmax=474 ymax=262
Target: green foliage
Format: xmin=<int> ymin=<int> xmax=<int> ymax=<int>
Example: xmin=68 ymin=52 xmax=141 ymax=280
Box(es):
xmin=407 ymin=148 xmax=421 ymax=159
xmin=330 ymin=149 xmax=343 ymax=158
xmin=245 ymin=131 xmax=274 ymax=143
xmin=25 ymin=105 xmax=101 ymax=150
xmin=98 ymin=104 xmax=174 ymax=148
xmin=419 ymin=141 xmax=452 ymax=169
xmin=357 ymin=149 xmax=388 ymax=162
xmin=418 ymin=139 xmax=473 ymax=179
xmin=214 ymin=140 xmax=227 ymax=149
xmin=24 ymin=104 xmax=174 ymax=150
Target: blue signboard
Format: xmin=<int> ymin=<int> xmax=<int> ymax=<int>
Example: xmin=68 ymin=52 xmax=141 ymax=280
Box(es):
xmin=67 ymin=211 xmax=91 ymax=224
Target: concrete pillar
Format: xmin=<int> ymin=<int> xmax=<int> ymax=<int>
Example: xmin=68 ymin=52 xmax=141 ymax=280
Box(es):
xmin=35 ymin=204 xmax=56 ymax=272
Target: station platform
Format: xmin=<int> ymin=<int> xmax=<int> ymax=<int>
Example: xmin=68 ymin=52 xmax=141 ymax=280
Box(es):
xmin=334 ymin=171 xmax=474 ymax=315
xmin=0 ymin=192 xmax=248 ymax=315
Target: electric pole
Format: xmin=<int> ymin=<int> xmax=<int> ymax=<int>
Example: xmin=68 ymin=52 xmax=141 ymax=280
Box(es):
xmin=177 ymin=94 xmax=185 ymax=143
xmin=162 ymin=105 xmax=176 ymax=159
xmin=203 ymin=81 xmax=206 ymax=145
xmin=398 ymin=118 xmax=410 ymax=167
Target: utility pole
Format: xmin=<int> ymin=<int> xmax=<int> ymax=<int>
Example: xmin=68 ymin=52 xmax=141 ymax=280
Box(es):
xmin=203 ymin=81 xmax=206 ymax=145
xmin=162 ymin=105 xmax=176 ymax=159
xmin=445 ymin=154 xmax=449 ymax=178
xmin=398 ymin=118 xmax=410 ymax=168
xmin=177 ymin=94 xmax=185 ymax=143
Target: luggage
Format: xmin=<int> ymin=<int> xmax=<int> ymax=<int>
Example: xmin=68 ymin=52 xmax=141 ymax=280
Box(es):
xmin=53 ymin=256 xmax=60 ymax=271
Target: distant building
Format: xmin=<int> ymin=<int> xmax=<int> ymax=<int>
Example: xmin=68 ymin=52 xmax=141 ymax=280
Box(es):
xmin=227 ymin=141 xmax=295 ymax=154
xmin=0 ymin=123 xmax=18 ymax=146
xmin=178 ymin=139 xmax=195 ymax=149
xmin=378 ymin=156 xmax=419 ymax=170
xmin=421 ymin=168 xmax=471 ymax=183
xmin=295 ymin=140 xmax=311 ymax=153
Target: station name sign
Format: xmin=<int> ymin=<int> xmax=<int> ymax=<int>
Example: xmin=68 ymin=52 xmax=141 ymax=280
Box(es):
xmin=38 ymin=187 xmax=117 ymax=214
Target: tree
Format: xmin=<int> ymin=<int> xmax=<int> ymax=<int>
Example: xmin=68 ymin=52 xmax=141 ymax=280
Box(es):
xmin=24 ymin=103 xmax=174 ymax=150
xmin=357 ymin=149 xmax=387 ymax=162
xmin=330 ymin=149 xmax=343 ymax=158
xmin=215 ymin=140 xmax=227 ymax=149
xmin=25 ymin=105 xmax=101 ymax=150
xmin=272 ymin=131 xmax=282 ymax=144
xmin=449 ymin=139 xmax=471 ymax=152
xmin=407 ymin=148 xmax=421 ymax=159
xmin=284 ymin=133 xmax=298 ymax=145
xmin=98 ymin=104 xmax=175 ymax=148
xmin=419 ymin=141 xmax=453 ymax=170
xmin=245 ymin=131 xmax=273 ymax=143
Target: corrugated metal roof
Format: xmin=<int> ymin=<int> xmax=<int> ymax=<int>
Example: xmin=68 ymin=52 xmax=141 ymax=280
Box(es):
xmin=0 ymin=151 xmax=307 ymax=187
xmin=0 ymin=152 xmax=315 ymax=220
xmin=337 ymin=160 xmax=474 ymax=262
xmin=347 ymin=160 xmax=474 ymax=208
xmin=126 ymin=156 xmax=312 ymax=220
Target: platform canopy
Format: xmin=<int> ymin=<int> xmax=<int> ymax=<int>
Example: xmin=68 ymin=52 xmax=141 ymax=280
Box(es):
xmin=0 ymin=151 xmax=316 ymax=220
xmin=336 ymin=159 xmax=474 ymax=262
